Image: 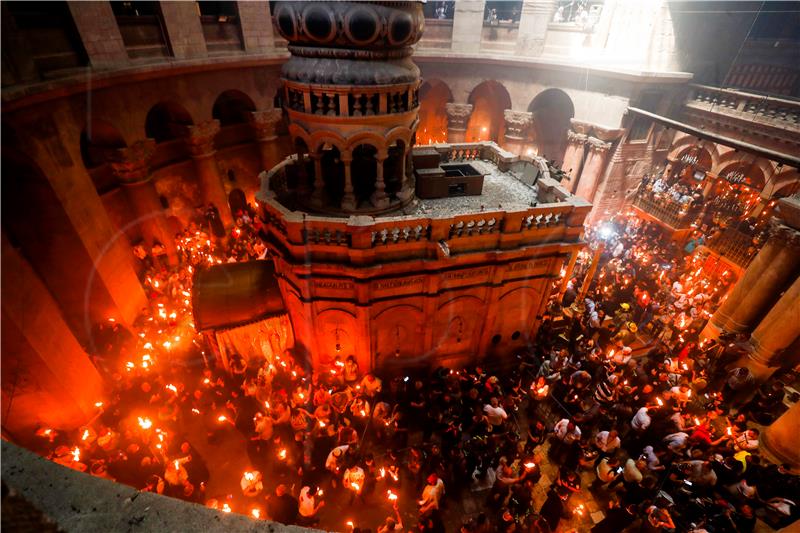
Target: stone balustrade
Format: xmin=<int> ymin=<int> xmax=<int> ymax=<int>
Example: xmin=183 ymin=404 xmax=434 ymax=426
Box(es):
xmin=632 ymin=190 xmax=697 ymax=230
xmin=686 ymin=84 xmax=800 ymax=132
xmin=256 ymin=142 xmax=589 ymax=265
xmin=705 ymin=226 xmax=761 ymax=268
xmin=284 ymin=81 xmax=419 ymax=118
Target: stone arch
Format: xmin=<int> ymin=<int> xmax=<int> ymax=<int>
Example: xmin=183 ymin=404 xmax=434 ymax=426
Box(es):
xmin=79 ymin=120 xmax=127 ymax=169
xmin=433 ymin=294 xmax=486 ymax=357
xmin=314 ymin=307 xmax=359 ymax=368
xmin=289 ymin=123 xmax=312 ymax=150
xmin=351 ymin=143 xmax=379 ymax=206
xmin=385 ymin=125 xmax=413 ymax=147
xmin=713 ymin=155 xmax=769 ymax=191
xmin=212 ymin=90 xmax=257 ymax=127
xmin=373 ymin=304 xmax=426 ymax=365
xmin=309 ymin=130 xmax=347 ymax=153
xmin=345 ymin=131 xmax=386 ymax=152
xmin=466 ymin=80 xmax=512 ymax=143
xmin=144 ymin=101 xmax=194 ymax=143
xmin=492 ymin=286 xmax=541 ymax=345
xmin=528 ymin=88 xmax=575 ymax=162
xmin=667 ymin=137 xmax=720 ymax=171
xmin=321 ymin=144 xmax=345 ymax=206
xmin=418 ymin=78 xmax=453 ymax=144
xmin=765 ymin=167 xmax=800 ymax=198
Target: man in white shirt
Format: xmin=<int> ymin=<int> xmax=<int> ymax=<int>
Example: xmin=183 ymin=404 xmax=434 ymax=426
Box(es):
xmin=483 ymin=397 xmax=508 ymax=428
xmin=297 ymin=485 xmax=325 ymax=526
xmin=631 ymin=407 xmax=651 ymax=432
xmin=554 ymin=418 xmax=581 ymax=443
xmin=594 ymin=430 xmax=620 ymax=454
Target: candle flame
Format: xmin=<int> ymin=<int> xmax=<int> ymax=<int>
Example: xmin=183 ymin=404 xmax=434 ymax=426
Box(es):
xmin=251 ymin=509 xmax=260 ymax=519
xmin=278 ymin=449 xmax=287 ymax=460
xmin=222 ymin=503 xmax=232 ymax=513
xmin=71 ymin=447 xmax=80 ymax=462
xmin=387 ymin=490 xmax=398 ymax=501
xmin=138 ymin=417 xmax=153 ymax=429
xmin=217 ymin=415 xmax=227 ymax=422
xmin=82 ymin=429 xmax=90 ymax=441
xmin=656 ymin=397 xmax=664 ymax=406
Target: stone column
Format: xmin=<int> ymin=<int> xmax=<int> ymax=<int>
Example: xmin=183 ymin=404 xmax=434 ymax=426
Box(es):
xmin=237 ymin=0 xmax=275 ymax=53
xmin=451 ymin=0 xmax=486 ymax=54
xmin=67 ymin=1 xmax=128 ymax=69
xmin=111 ymin=140 xmax=177 ymax=264
xmin=741 ymin=274 xmax=800 ymax=380
xmin=762 ymin=401 xmax=800 ymax=469
xmin=501 ymin=110 xmax=532 ymax=156
xmin=341 ymin=153 xmax=356 ymax=211
xmin=186 ymin=119 xmax=233 ymax=228
xmin=445 ymin=103 xmax=473 ymax=143
xmin=702 ymin=224 xmax=800 ymax=339
xmin=159 ymin=1 xmax=207 ymax=59
xmin=372 ymin=149 xmax=389 ymax=209
xmin=573 ymin=137 xmax=611 ymax=202
xmin=397 ymin=147 xmax=414 ymax=201
xmin=310 ymin=153 xmax=325 ymax=206
xmin=516 ymin=0 xmax=556 ymax=56
xmin=2 ymin=233 xmax=106 ymax=434
xmin=249 ymin=109 xmax=284 ymax=171
xmin=561 ymin=131 xmax=587 ymax=192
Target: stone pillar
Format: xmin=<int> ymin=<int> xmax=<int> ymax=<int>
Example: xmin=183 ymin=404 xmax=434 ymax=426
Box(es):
xmin=573 ymin=137 xmax=611 ymax=202
xmin=159 ymin=1 xmax=208 ymax=59
xmin=2 ymin=233 xmax=105 ymax=434
xmin=186 ymin=119 xmax=233 ymax=228
xmin=397 ymin=147 xmax=414 ymax=201
xmin=445 ymin=103 xmax=473 ymax=143
xmin=558 ymin=249 xmax=580 ymax=298
xmin=111 ymin=140 xmax=177 ymax=264
xmin=741 ymin=275 xmax=800 ymax=380
xmin=501 ymin=110 xmax=532 ymax=156
xmin=451 ymin=0 xmax=486 ymax=53
xmin=67 ymin=1 xmax=128 ymax=68
xmin=703 ymin=224 xmax=800 ymax=339
xmin=561 ymin=131 xmax=587 ymax=192
xmin=762 ymin=401 xmax=800 ymax=469
xmin=249 ymin=109 xmax=284 ymax=171
xmin=310 ymin=153 xmax=325 ymax=206
xmin=372 ymin=150 xmax=389 ymax=209
xmin=237 ymin=0 xmax=275 ymax=53
xmin=516 ymin=0 xmax=556 ymax=56
xmin=341 ymin=153 xmax=356 ymax=211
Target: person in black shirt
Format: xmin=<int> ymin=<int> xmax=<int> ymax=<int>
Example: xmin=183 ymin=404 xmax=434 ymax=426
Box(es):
xmin=267 ymin=484 xmax=298 ymax=525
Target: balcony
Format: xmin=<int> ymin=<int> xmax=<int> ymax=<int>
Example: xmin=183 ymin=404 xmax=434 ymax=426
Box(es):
xmin=256 ymin=142 xmax=589 ymax=266
xmin=705 ymin=226 xmax=761 ymax=268
xmin=683 ymin=84 xmax=800 ymax=148
xmin=632 ymin=190 xmax=698 ymax=230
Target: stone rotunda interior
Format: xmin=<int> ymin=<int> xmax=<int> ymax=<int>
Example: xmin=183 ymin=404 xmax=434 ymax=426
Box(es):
xmin=2 ymin=1 xmax=800 ymax=532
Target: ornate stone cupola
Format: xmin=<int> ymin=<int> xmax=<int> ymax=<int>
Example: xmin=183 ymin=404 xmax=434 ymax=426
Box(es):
xmin=272 ymin=1 xmax=424 ymax=215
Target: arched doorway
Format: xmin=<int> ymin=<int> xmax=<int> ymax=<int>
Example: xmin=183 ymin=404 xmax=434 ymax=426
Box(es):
xmin=528 ymin=88 xmax=574 ymax=162
xmin=228 ymin=188 xmax=248 ymax=217
xmin=351 ymin=144 xmax=378 ymax=207
xmin=212 ymin=90 xmax=256 ymax=126
xmin=321 ymin=145 xmax=345 ymax=206
xmin=384 ymin=140 xmax=407 ymax=198
xmin=418 ymin=79 xmax=452 ymax=144
xmin=144 ymin=101 xmax=194 ymax=143
xmin=466 ymin=80 xmax=512 ymax=143
xmin=80 ymin=120 xmax=127 ymax=194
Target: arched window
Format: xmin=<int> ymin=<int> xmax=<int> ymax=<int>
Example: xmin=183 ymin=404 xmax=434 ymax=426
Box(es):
xmin=528 ymin=88 xmax=574 ymax=162
xmin=466 ymin=81 xmax=512 ymax=143
xmin=212 ymin=90 xmax=256 ymax=127
xmin=144 ymin=101 xmax=194 ymax=143
xmin=418 ymin=80 xmax=452 ymax=144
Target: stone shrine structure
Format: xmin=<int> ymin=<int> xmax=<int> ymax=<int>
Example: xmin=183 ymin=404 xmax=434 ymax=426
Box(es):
xmin=257 ymin=1 xmax=589 ymax=374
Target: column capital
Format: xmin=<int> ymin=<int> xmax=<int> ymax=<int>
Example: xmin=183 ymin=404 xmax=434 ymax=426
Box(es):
xmin=503 ymin=110 xmax=532 ymax=138
xmin=445 ymin=103 xmax=473 ymax=130
xmin=567 ymin=130 xmax=588 ymax=145
xmin=586 ymin=137 xmax=611 ymax=153
xmin=111 ymin=139 xmax=155 ymax=184
xmin=249 ymin=109 xmax=284 ymax=141
xmin=768 ymin=222 xmax=800 ymax=248
xmin=186 ymin=119 xmax=221 ymax=158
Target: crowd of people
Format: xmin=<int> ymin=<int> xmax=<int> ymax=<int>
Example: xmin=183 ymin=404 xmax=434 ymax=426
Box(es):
xmin=30 ymin=201 xmax=799 ymax=532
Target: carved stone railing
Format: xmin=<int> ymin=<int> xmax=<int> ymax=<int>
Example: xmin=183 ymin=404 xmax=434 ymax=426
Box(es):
xmin=706 ymin=226 xmax=761 ymax=268
xmin=632 ymin=191 xmax=697 ymax=230
xmin=283 ymin=81 xmax=419 ymax=118
xmin=256 ymin=142 xmax=590 ymax=265
xmin=685 ymin=84 xmax=800 ymax=133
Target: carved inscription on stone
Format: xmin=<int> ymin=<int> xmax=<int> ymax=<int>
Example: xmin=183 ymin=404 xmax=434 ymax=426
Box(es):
xmin=443 ymin=267 xmax=490 ymax=281
xmin=315 ymin=280 xmax=354 ymax=291
xmin=371 ymin=277 xmax=425 ymax=291
xmin=508 ymin=260 xmax=547 ymax=273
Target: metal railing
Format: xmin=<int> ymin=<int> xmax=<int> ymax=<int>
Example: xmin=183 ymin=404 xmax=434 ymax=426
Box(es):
xmin=632 ymin=191 xmax=697 ymax=229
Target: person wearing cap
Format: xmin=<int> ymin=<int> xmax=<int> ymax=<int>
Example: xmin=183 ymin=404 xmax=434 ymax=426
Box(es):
xmin=419 ymin=473 xmax=445 ymax=515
